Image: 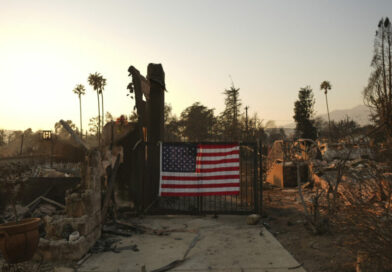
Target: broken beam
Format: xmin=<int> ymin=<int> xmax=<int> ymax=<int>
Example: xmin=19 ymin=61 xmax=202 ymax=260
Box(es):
xmin=59 ymin=119 xmax=90 ymax=152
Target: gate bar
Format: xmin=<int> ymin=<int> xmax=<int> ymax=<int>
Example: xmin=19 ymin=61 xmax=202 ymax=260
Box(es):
xmin=253 ymin=143 xmax=259 ymax=213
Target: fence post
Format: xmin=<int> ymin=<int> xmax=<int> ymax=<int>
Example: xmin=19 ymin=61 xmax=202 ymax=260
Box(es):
xmin=253 ymin=143 xmax=259 ymax=213
xmin=259 ymin=139 xmax=263 ymax=215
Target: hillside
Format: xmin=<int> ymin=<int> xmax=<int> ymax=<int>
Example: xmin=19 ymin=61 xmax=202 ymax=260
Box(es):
xmin=317 ymin=105 xmax=371 ymax=126
xmin=283 ymin=105 xmax=372 ymax=129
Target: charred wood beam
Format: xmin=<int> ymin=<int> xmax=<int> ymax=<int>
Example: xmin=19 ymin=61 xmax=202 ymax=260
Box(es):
xmin=59 ymin=119 xmax=89 ymax=152
xmin=101 ymin=154 xmax=121 ymax=223
xmin=128 ymin=66 xmax=148 ymax=139
xmin=147 ymin=63 xmax=165 ymax=143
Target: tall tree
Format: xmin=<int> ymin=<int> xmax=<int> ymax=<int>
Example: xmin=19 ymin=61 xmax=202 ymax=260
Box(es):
xmin=23 ymin=128 xmax=33 ymax=137
xmin=128 ymin=111 xmax=138 ymax=123
xmin=105 ymin=112 xmax=114 ymax=123
xmin=73 ymin=84 xmax=86 ymax=138
xmin=0 ymin=130 xmax=6 ymax=146
xmin=363 ymin=17 xmax=392 ymax=142
xmin=329 ymin=117 xmax=359 ymax=142
xmin=88 ymin=116 xmax=100 ymax=137
xmin=100 ymin=77 xmax=107 ymax=129
xmin=221 ymin=85 xmax=242 ymax=141
xmin=180 ymin=102 xmax=216 ymax=141
xmin=320 ymin=80 xmax=332 ymax=140
xmin=314 ymin=116 xmax=329 ymax=139
xmin=163 ymin=104 xmax=181 ymax=141
xmin=88 ymin=72 xmax=105 ymax=145
xmin=247 ymin=113 xmax=268 ymax=143
xmin=293 ymin=86 xmax=317 ymax=140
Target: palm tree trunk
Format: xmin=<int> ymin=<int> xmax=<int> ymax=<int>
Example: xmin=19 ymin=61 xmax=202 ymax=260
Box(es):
xmin=101 ymin=92 xmax=104 ymax=130
xmin=97 ymin=91 xmax=101 ymax=146
xmin=79 ymin=95 xmax=83 ymax=139
xmin=325 ymin=93 xmax=331 ymax=142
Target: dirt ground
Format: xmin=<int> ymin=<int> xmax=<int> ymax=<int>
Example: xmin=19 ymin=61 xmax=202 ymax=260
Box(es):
xmin=263 ymin=187 xmax=357 ymax=272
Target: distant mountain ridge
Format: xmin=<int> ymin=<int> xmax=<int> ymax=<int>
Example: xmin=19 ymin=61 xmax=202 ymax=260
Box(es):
xmin=316 ymin=105 xmax=371 ymax=126
xmin=282 ymin=105 xmax=372 ymax=130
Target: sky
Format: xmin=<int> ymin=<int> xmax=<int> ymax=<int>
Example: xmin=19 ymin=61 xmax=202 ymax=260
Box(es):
xmin=0 ymin=0 xmax=391 ymax=131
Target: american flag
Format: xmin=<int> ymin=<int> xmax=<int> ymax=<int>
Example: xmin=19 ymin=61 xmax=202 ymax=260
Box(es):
xmin=159 ymin=143 xmax=240 ymax=196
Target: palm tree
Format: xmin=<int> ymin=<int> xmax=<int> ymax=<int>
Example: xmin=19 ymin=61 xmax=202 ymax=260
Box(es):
xmin=88 ymin=72 xmax=104 ymax=145
xmin=100 ymin=77 xmax=107 ymax=130
xmin=320 ymin=81 xmax=332 ymax=140
xmin=73 ymin=84 xmax=86 ymax=138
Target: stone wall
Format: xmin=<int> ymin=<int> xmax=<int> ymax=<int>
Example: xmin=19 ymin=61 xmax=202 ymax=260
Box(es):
xmin=35 ymin=150 xmax=102 ymax=262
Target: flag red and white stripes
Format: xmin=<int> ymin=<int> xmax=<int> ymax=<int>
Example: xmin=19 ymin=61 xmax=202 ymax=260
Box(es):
xmin=159 ymin=143 xmax=240 ymax=196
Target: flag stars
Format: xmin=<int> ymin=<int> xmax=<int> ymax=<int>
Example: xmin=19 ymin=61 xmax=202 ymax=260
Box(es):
xmin=162 ymin=144 xmax=197 ymax=172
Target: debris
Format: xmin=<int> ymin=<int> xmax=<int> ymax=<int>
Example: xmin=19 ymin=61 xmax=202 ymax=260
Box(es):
xmin=7 ymin=204 xmax=29 ymax=219
xmin=262 ymin=222 xmax=271 ymax=229
xmin=101 ymin=154 xmax=121 ymax=223
xmin=69 ymin=231 xmax=80 ymax=242
xmin=141 ymin=197 xmax=159 ymax=215
xmin=259 ymin=229 xmax=264 ymax=236
xmin=309 ymin=241 xmax=320 ymax=250
xmin=114 ymin=220 xmax=145 ymax=234
xmin=150 ymin=233 xmax=201 ymax=272
xmin=62 ymin=223 xmax=74 ymax=240
xmin=40 ymin=196 xmax=66 ymax=209
xmin=27 ymin=195 xmax=65 ymax=212
xmin=89 ymin=235 xmax=139 ymax=254
xmin=76 ymin=253 xmax=91 ymax=266
xmin=90 ymin=237 xmax=121 ymax=254
xmin=39 ymin=263 xmax=55 ymax=272
xmin=151 ymin=259 xmax=184 ymax=272
xmin=301 ymin=181 xmax=312 ymax=189
xmin=26 ymin=185 xmax=53 ymax=211
xmin=103 ymin=225 xmax=133 ymax=237
xmin=113 ymin=244 xmax=139 ymax=253
xmin=53 ymin=267 xmax=74 ymax=272
xmin=247 ymin=214 xmax=261 ymax=225
xmin=35 ymin=203 xmax=57 ymax=217
xmin=288 ymin=263 xmax=304 ymax=270
xmin=115 ymin=219 xmax=197 ymax=235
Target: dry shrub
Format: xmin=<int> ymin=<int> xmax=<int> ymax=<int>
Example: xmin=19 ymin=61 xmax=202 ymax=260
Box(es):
xmin=336 ymin=151 xmax=392 ymax=270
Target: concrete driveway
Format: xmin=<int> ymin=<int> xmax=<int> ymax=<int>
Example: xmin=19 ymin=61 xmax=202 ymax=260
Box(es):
xmin=78 ymin=215 xmax=305 ymax=272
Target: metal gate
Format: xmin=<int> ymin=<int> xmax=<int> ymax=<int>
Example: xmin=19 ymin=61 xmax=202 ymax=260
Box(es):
xmin=137 ymin=142 xmax=262 ymax=215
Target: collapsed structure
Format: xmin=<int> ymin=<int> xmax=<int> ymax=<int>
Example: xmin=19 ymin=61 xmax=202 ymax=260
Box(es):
xmin=266 ymin=139 xmax=376 ymax=189
xmin=0 ymin=63 xmax=166 ymax=262
xmin=36 ymin=64 xmax=166 ymax=261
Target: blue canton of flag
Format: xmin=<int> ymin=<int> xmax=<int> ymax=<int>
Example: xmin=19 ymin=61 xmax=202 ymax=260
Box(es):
xmin=162 ymin=144 xmax=197 ymax=172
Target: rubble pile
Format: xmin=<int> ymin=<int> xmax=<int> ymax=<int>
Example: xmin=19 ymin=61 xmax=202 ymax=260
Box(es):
xmin=319 ymin=142 xmax=374 ymax=162
xmin=0 ymin=161 xmax=33 ymax=221
xmin=0 ymin=161 xmax=80 ymax=223
xmin=32 ymin=162 xmax=81 ymax=178
xmin=36 ymin=150 xmax=102 ymax=261
xmin=310 ymin=155 xmax=392 ymax=209
xmin=0 ymin=150 xmax=104 ymax=262
xmin=265 ymin=139 xmax=391 ymax=210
